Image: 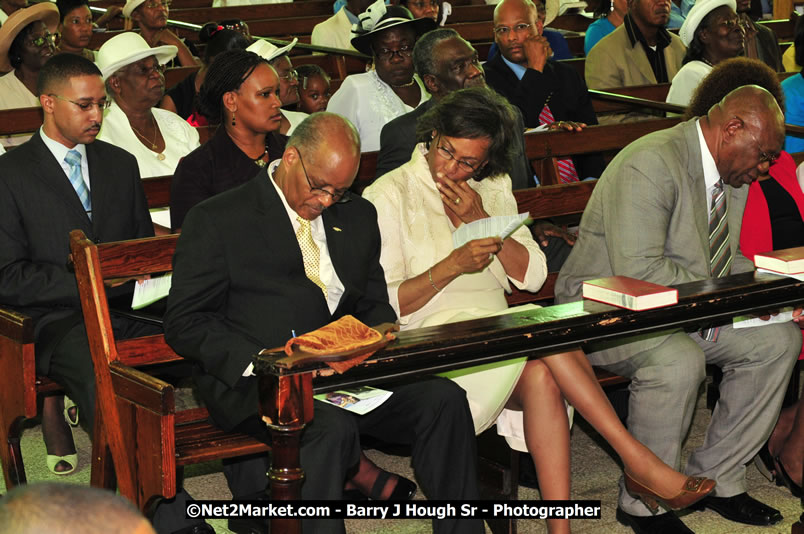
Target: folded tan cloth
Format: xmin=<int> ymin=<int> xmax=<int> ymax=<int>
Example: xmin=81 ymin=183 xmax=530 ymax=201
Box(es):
xmin=283 ymin=315 xmax=385 ymax=373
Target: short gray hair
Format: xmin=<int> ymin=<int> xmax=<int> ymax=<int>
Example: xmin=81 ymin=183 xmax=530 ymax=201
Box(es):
xmin=412 ymin=28 xmax=460 ymax=78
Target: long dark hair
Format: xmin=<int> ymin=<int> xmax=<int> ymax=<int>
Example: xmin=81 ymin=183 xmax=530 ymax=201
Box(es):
xmin=415 ymin=86 xmax=518 ymax=181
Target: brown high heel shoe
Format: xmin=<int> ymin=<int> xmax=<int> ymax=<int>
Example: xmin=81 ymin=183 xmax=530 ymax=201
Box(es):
xmin=624 ymin=472 xmax=716 ymax=513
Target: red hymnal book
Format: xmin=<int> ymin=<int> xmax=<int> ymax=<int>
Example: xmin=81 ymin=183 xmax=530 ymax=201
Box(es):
xmin=582 ymin=276 xmax=678 ymax=311
xmin=754 ymin=247 xmax=804 ymax=275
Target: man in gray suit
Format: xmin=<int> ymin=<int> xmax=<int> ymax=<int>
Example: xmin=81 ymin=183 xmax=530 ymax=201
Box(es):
xmin=555 ymin=86 xmax=802 ymax=534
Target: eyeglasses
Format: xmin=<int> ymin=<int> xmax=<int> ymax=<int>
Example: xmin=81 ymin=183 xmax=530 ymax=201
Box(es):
xmin=734 ymin=115 xmax=779 ymax=165
xmin=374 ymin=45 xmax=413 ymax=62
xmin=26 ymin=31 xmax=59 ymax=48
xmin=278 ymin=69 xmax=298 ymax=82
xmin=711 ymin=18 xmax=745 ymax=31
xmin=493 ymin=23 xmax=532 ymax=37
xmin=128 ymin=61 xmax=166 ymax=77
xmin=434 ymin=136 xmax=484 ymax=173
xmin=48 ymin=94 xmax=111 ymax=112
xmin=298 ymin=150 xmax=352 ymax=203
xmin=144 ymin=0 xmax=171 ymax=8
xmin=408 ymin=0 xmax=438 ymax=9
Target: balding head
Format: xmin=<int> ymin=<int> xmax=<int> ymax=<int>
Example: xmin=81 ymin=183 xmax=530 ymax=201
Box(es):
xmin=703 ymin=85 xmax=784 ymax=187
xmin=0 ymin=483 xmax=155 ymax=534
xmin=493 ymin=0 xmax=542 ymax=64
xmin=277 ymin=113 xmax=360 ymax=220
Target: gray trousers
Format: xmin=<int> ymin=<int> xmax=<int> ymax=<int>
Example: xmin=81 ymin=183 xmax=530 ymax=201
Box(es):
xmin=592 ymin=322 xmax=801 ymax=516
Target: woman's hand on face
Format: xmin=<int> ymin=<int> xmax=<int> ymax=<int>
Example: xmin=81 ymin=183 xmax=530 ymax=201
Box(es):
xmin=438 ymin=174 xmax=489 ymax=224
xmin=448 ymin=237 xmax=503 ymax=275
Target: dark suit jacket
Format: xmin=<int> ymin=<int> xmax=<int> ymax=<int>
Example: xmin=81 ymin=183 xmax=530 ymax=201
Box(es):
xmin=750 ymin=21 xmax=783 ymax=72
xmin=0 ymin=132 xmax=153 ymax=368
xmin=164 ymin=171 xmax=396 ymax=431
xmin=375 ymin=98 xmax=536 ymax=189
xmin=484 ymin=53 xmax=605 ymax=179
xmin=170 ymin=127 xmax=288 ymax=230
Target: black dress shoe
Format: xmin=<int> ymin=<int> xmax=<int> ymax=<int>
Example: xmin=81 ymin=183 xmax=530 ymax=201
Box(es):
xmin=615 ymin=508 xmax=694 ymax=534
xmin=228 ymin=516 xmax=269 ymax=534
xmin=691 ymin=492 xmax=783 ymax=526
xmin=369 ymin=471 xmax=417 ymax=501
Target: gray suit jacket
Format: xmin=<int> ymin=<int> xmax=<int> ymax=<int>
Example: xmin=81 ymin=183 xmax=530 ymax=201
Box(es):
xmin=554 ymin=119 xmax=754 ymax=365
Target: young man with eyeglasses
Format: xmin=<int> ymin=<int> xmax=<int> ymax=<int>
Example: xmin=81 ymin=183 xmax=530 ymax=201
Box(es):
xmin=484 ymin=0 xmax=604 ymax=182
xmin=165 ymin=112 xmax=483 ymax=534
xmin=122 ymin=0 xmax=199 ymax=67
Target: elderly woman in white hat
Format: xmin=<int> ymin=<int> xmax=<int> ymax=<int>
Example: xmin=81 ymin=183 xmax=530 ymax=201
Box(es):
xmin=96 ymin=32 xmax=200 ymax=228
xmin=326 ymin=2 xmax=436 ymax=152
xmin=121 ymin=0 xmax=198 ymax=67
xmin=666 ymin=0 xmax=745 ymax=106
xmin=247 ymin=37 xmax=308 ymax=135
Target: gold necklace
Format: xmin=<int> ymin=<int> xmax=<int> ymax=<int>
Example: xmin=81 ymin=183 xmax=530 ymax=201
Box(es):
xmin=130 ymin=114 xmax=166 ymax=161
xmin=391 ymin=79 xmax=416 ymax=88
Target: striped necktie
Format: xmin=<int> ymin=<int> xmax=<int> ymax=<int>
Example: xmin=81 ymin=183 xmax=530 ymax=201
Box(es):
xmin=296 ymin=216 xmax=327 ymax=298
xmin=538 ymin=103 xmax=579 ymax=183
xmin=64 ymin=149 xmax=92 ymax=220
xmin=701 ymin=179 xmax=732 ymax=342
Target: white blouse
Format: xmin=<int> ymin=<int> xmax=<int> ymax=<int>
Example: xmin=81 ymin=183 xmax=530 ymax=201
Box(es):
xmin=362 ymin=143 xmax=548 ymax=328
xmin=0 ymin=70 xmax=39 ymax=148
xmin=97 ymin=101 xmax=200 ymax=178
xmin=326 ymin=70 xmax=429 ymax=153
xmin=666 ymin=60 xmax=712 ymax=107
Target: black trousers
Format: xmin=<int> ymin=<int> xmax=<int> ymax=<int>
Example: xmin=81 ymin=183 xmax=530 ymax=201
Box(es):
xmin=223 ymin=376 xmax=485 ymax=534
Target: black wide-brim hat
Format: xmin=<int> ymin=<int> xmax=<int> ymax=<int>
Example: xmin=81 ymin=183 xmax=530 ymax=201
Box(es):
xmin=350 ymin=5 xmax=437 ymax=57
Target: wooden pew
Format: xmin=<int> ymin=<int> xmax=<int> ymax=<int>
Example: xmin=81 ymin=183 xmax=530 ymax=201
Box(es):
xmin=253 ymin=271 xmax=804 ymax=532
xmin=68 ymin=231 xmax=272 ymax=514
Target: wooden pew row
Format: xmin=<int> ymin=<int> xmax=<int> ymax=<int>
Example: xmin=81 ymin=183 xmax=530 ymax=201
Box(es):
xmin=168 ymin=2 xmax=498 ymax=26
xmin=254 ymin=270 xmax=804 ymax=533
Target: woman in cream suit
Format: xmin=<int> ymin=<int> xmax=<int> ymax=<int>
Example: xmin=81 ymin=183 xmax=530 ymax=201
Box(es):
xmin=363 ymin=87 xmax=715 ymax=534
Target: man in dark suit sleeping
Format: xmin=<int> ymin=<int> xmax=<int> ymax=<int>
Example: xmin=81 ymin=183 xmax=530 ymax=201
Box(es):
xmin=164 ymin=112 xmax=483 ymax=534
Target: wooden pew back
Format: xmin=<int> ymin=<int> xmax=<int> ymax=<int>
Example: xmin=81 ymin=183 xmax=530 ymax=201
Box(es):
xmin=68 ymin=229 xmax=269 ymax=507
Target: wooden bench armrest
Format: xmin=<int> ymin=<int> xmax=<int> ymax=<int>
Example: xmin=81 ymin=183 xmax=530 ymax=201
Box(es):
xmin=0 ymin=307 xmax=34 ymax=344
xmin=110 ymin=362 xmax=176 ymax=417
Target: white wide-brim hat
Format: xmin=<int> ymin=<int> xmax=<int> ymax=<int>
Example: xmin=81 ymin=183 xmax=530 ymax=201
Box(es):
xmin=0 ymin=3 xmax=59 ymax=72
xmin=544 ymin=0 xmax=559 ymax=27
xmin=122 ymin=0 xmax=147 ymax=18
xmin=247 ymin=37 xmax=298 ymax=63
xmin=680 ymin=0 xmax=737 ymax=46
xmin=96 ymin=32 xmax=177 ymax=80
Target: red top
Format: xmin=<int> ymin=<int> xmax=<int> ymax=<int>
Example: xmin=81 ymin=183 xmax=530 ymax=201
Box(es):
xmin=739 ymin=150 xmax=804 ymax=358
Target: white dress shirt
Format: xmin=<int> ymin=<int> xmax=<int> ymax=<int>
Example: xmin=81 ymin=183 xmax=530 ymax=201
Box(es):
xmin=40 ymin=126 xmax=91 ymax=192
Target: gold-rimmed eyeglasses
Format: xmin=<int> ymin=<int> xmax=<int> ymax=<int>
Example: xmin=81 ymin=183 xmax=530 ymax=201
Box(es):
xmin=298 ymin=150 xmax=351 ymax=203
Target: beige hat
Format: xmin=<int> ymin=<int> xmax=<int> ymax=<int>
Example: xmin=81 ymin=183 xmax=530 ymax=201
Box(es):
xmin=679 ymin=0 xmax=737 ymax=46
xmin=122 ymin=0 xmax=147 ymax=18
xmin=96 ymin=32 xmax=177 ymax=80
xmin=247 ymin=37 xmax=298 ymax=63
xmin=0 ymin=3 xmax=59 ymax=72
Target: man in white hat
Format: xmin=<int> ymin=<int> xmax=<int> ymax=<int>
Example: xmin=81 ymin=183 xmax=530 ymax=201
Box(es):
xmin=95 ymin=32 xmax=199 ymax=226
xmin=484 ymin=0 xmax=605 ymax=181
xmin=247 ymin=38 xmax=307 ymax=135
xmin=311 ymin=0 xmax=374 ymax=51
xmin=121 ymin=0 xmax=197 ymax=67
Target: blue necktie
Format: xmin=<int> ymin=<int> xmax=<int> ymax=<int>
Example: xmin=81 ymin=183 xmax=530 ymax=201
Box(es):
xmin=64 ymin=149 xmax=92 ymax=219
